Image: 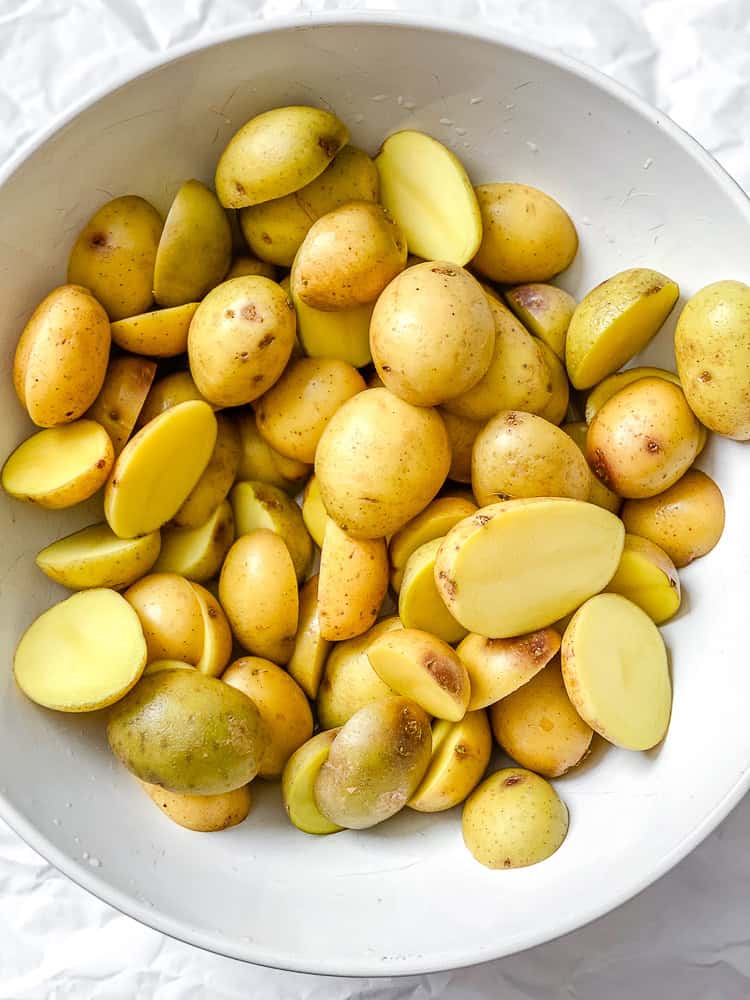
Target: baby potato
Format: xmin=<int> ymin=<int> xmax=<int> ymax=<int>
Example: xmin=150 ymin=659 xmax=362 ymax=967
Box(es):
xmin=240 ymin=195 xmax=311 ymax=268
xmin=107 ymin=669 xmax=265 ymax=794
xmin=370 ymin=262 xmax=494 ymax=406
xmin=173 ymin=414 xmax=241 ymax=528
xmin=435 ymin=499 xmax=624 ymax=638
xmin=191 ymin=582 xmax=233 ymax=677
xmin=105 ymin=400 xmax=217 ymax=538
xmin=2 ymin=420 xmax=113 ymax=509
xmin=462 ymin=768 xmax=569 ymax=869
xmin=215 ymin=105 xmax=349 ymax=208
xmin=292 ymin=201 xmax=406 ymax=311
xmin=584 ymin=366 xmax=681 ymax=425
xmin=14 ymin=588 xmax=146 ymax=712
xmin=314 ymin=696 xmax=432 ymax=829
xmin=561 ymin=422 xmax=622 ymax=514
xmin=443 ymin=290 xmax=551 ymax=421
xmin=388 ymin=494 xmax=477 ymax=592
xmin=472 ymin=183 xmax=578 ymax=284
xmin=230 ymin=480 xmax=312 ymax=581
xmin=124 ymin=572 xmax=205 ymax=665
xmin=140 ymin=781 xmax=251 ymax=833
xmin=255 ymin=357 xmax=366 ymax=463
xmin=287 ymin=575 xmax=332 ymax=700
xmin=14 ymin=284 xmax=111 ymax=427
xmin=490 ymin=659 xmax=593 ymax=777
xmin=562 ymin=593 xmax=671 ymax=750
xmin=36 ymin=522 xmax=161 ymax=590
xmin=153 ymin=500 xmax=235 ymax=583
xmin=87 ymin=355 xmax=156 ymax=454
xmin=153 ymin=179 xmax=232 ymax=306
xmin=472 ymin=410 xmax=590 ymax=507
xmin=565 ymin=268 xmax=679 ymax=390
xmin=535 ymin=340 xmax=570 ymax=425
xmin=301 ymin=475 xmax=328 ymax=546
xmin=111 ymin=303 xmax=200 ymax=358
xmin=456 ymin=628 xmax=561 ymax=710
xmin=235 ymin=408 xmax=311 ymax=494
xmin=586 ymin=377 xmax=702 ymax=498
xmin=282 ymin=730 xmax=343 ymax=835
xmin=318 ymin=520 xmax=388 ymax=641
xmin=225 ymin=255 xmax=277 ymax=281
xmin=504 ymin=283 xmax=576 ymax=359
xmin=439 ymin=410 xmax=483 ymax=485
xmin=315 ymin=388 xmax=451 ymax=539
xmin=219 ymin=529 xmax=299 ymax=664
xmin=376 ymin=130 xmax=482 ymax=265
xmin=604 ymin=533 xmax=680 ymax=624
xmin=316 ymin=617 xmax=401 ymax=729
xmin=136 ymin=371 xmax=210 ymax=429
xmin=67 ymin=195 xmax=163 ymax=320
xmin=408 ymin=711 xmax=492 ymax=813
xmin=223 ymin=657 xmax=313 ymax=779
xmin=621 ymin=468 xmax=725 ymax=567
xmin=291 ymin=285 xmax=373 ymax=367
xmin=675 ymin=279 xmax=750 ymax=439
xmin=367 ymin=628 xmax=470 ymax=722
xmin=398 ymin=538 xmax=467 ymax=644
xmin=188 ymin=276 xmax=296 ymax=407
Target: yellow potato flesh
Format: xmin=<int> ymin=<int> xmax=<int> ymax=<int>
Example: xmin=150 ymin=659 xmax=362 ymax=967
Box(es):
xmin=140 ymin=780 xmax=251 ymax=832
xmin=153 ymin=500 xmax=234 ymax=583
xmin=604 ymin=534 xmax=680 ymax=624
xmin=14 ymin=589 xmax=147 ymax=711
xmin=456 ymin=628 xmax=561 ymax=711
xmin=104 ymin=400 xmax=217 ymax=538
xmin=173 ymin=414 xmax=241 ymax=529
xmin=282 ymin=730 xmax=343 ymax=835
xmin=584 ymin=366 xmax=681 ymax=424
xmin=110 ymin=303 xmax=200 ymax=358
xmin=435 ymin=499 xmax=624 ymax=637
xmin=35 ymin=522 xmax=161 ymax=590
xmin=2 ymin=420 xmax=113 ymax=509
xmin=408 ymin=711 xmax=492 ymax=813
xmin=142 ymin=659 xmax=195 ymax=676
xmin=191 ymin=582 xmax=233 ymax=677
xmin=389 ymin=495 xmax=477 ymax=592
xmin=561 ymin=593 xmax=671 ymax=750
xmin=87 ymin=355 xmax=157 ymax=454
xmin=292 ymin=285 xmax=373 ymax=367
xmin=230 ymin=480 xmax=312 ymax=582
xmin=301 ymin=476 xmax=328 ymax=547
xmin=287 ymin=575 xmax=331 ymax=700
xmin=399 ymin=538 xmax=467 ymax=644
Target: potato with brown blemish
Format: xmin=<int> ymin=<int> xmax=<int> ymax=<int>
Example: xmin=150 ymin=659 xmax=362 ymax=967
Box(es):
xmin=504 ymin=283 xmax=576 ymax=359
xmin=408 ymin=711 xmax=492 ymax=813
xmin=561 ymin=421 xmax=622 ymax=514
xmin=456 ymin=628 xmax=561 ymax=710
xmin=87 ymin=354 xmax=156 ymax=454
xmin=318 ymin=520 xmax=388 ymax=641
xmin=230 ymin=479 xmax=313 ymax=581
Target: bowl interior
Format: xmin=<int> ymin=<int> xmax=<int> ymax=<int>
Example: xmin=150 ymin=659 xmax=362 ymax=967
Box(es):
xmin=1 ymin=17 xmax=749 ymax=977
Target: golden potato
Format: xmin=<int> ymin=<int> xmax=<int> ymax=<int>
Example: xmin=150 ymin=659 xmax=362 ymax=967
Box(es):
xmin=230 ymin=479 xmax=312 ymax=581
xmin=282 ymin=730 xmax=343 ymax=835
xmin=566 ymin=268 xmax=679 ymax=389
xmin=2 ymin=420 xmax=113 ymax=509
xmin=223 ymin=657 xmax=313 ymax=779
xmin=398 ymin=538 xmax=467 ymax=644
xmin=439 ymin=410 xmax=483 ymax=485
xmin=462 ymin=768 xmax=568 ymax=869
xmin=14 ymin=589 xmax=146 ymax=712
xmin=584 ymin=366 xmax=681 ymax=425
xmin=301 ymin=475 xmax=328 ymax=547
xmin=111 ymin=303 xmax=200 ymax=358
xmin=188 ymin=276 xmax=296 ymax=407
xmin=13 ymin=285 xmax=110 ymax=427
xmin=675 ymin=279 xmax=750 ymax=439
xmin=389 ymin=495 xmax=477 ymax=591
xmin=370 ymin=262 xmax=494 ymax=406
xmin=318 ymin=520 xmax=388 ymax=641
xmin=472 ymin=410 xmax=590 ymax=506
xmin=153 ymin=179 xmax=232 ymax=306
xmin=190 ymin=582 xmax=233 ymax=678
xmin=586 ymin=377 xmax=702 ymax=498
xmin=504 ymin=283 xmax=576 ymax=359
xmin=408 ymin=712 xmax=491 ymax=813
xmin=87 ymin=355 xmax=156 ymax=454
xmin=456 ymin=628 xmax=561 ymax=710
xmin=292 ymin=201 xmax=406 ymax=311
xmin=141 ymin=659 xmax=195 ymax=676
xmin=136 ymin=371 xmax=210 ymax=429
xmin=561 ymin=421 xmax=621 ymax=514
xmin=240 ymin=195 xmax=311 ymax=268
xmin=315 ymin=387 xmax=451 ymax=538
xmin=604 ymin=533 xmax=680 ymax=624
xmin=215 ymin=105 xmax=349 ymax=208
xmin=67 ymin=195 xmax=163 ymax=319
xmin=219 ymin=529 xmax=299 ymax=664
xmin=287 ymin=575 xmax=331 ymax=700
xmin=140 ymin=780 xmax=251 ymax=832
xmin=124 ymin=572 xmax=204 ymax=665
xmin=36 ymin=522 xmax=161 ymax=590
xmin=535 ymin=340 xmax=570 ymax=425
xmin=235 ymin=408 xmax=311 ymax=494
xmin=255 ymin=357 xmax=365 ymax=463
xmin=472 ymin=183 xmax=577 ymax=284
xmin=291 ymin=286 xmax=373 ymax=367
xmin=314 ymin=697 xmax=432 ymax=829
xmin=153 ymin=500 xmax=234 ymax=583
xmin=621 ymin=468 xmax=725 ymax=567
xmin=225 ymin=255 xmax=277 ymax=281
xmin=173 ymin=413 xmax=241 ymax=528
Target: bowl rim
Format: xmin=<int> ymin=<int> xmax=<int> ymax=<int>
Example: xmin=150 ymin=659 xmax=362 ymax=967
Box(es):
xmin=2 ymin=10 xmax=749 ymax=978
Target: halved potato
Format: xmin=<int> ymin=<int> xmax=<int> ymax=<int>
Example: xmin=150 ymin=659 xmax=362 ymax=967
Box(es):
xmin=389 ymin=495 xmax=477 ymax=592
xmin=136 ymin=371 xmax=211 ymax=429
xmin=456 ymin=628 xmax=561 ymax=710
xmin=14 ymin=589 xmax=146 ymax=711
xmin=282 ymin=730 xmax=343 ymax=835
xmin=36 ymin=522 xmax=161 ymax=590
xmin=140 ymin=780 xmax=251 ymax=832
xmin=292 ymin=285 xmax=373 ymax=367
xmin=153 ymin=501 xmax=234 ymax=583
xmin=173 ymin=414 xmax=241 ymax=528
xmin=191 ymin=582 xmax=233 ymax=677
xmin=408 ymin=711 xmax=491 ymax=813
xmin=318 ymin=520 xmax=388 ymax=641
xmin=87 ymin=355 xmax=157 ymax=454
xmin=603 ymin=533 xmax=680 ymax=624
xmin=287 ymin=575 xmax=331 ymax=700
xmin=230 ymin=480 xmax=312 ymax=581
xmin=584 ymin=366 xmax=681 ymax=424
xmin=235 ymin=408 xmax=311 ymax=494
xmin=110 ymin=303 xmax=200 ymax=358
xmin=301 ymin=475 xmax=328 ymax=547
xmin=142 ymin=659 xmax=195 ymax=676
xmin=399 ymin=538 xmax=467 ymax=644
xmin=504 ymin=283 xmax=576 ymax=359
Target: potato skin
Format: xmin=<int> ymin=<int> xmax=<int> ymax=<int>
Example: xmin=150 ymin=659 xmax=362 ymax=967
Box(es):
xmin=14 ymin=285 xmax=111 ymax=427
xmin=504 ymin=283 xmax=576 ymax=359
xmin=440 ymin=410 xmax=483 ymax=484
xmin=172 ymin=414 xmax=241 ymax=528
xmin=124 ymin=572 xmax=204 ymax=665
xmin=140 ymin=781 xmax=251 ymax=832
xmin=456 ymin=628 xmax=561 ymax=710
xmin=136 ymin=371 xmax=209 ymax=429
xmin=87 ymin=354 xmax=156 ymax=454
xmin=318 ymin=520 xmax=388 ymax=641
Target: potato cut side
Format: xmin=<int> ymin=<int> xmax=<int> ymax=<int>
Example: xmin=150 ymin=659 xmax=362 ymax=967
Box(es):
xmin=376 ymin=130 xmax=482 ymax=265
xmin=36 ymin=522 xmax=161 ymax=590
xmin=282 ymin=730 xmax=343 ymax=835
xmin=604 ymin=534 xmax=681 ymax=625
xmin=2 ymin=420 xmax=113 ymax=509
xmin=110 ymin=303 xmax=200 ymax=358
xmin=584 ymin=366 xmax=681 ymax=424
xmin=87 ymin=355 xmax=157 ymax=454
xmin=435 ymin=499 xmax=624 ymax=638
xmin=561 ymin=593 xmax=671 ymax=750
xmin=408 ymin=711 xmax=492 ymax=813
xmin=173 ymin=413 xmax=241 ymax=529
xmin=456 ymin=628 xmax=561 ymax=710
xmin=389 ymin=496 xmax=477 ymax=592
xmin=399 ymin=538 xmax=467 ymax=645
xmin=191 ymin=582 xmax=233 ymax=677
xmin=292 ymin=283 xmax=373 ymax=368
xmin=230 ymin=480 xmax=312 ymax=582
xmin=142 ymin=659 xmax=195 ymax=676
xmin=105 ymin=400 xmax=217 ymax=538
xmin=14 ymin=589 xmax=147 ymax=711
xmin=287 ymin=575 xmax=331 ymax=700
xmin=301 ymin=476 xmax=329 ymax=547
xmin=154 ymin=500 xmax=234 ymax=583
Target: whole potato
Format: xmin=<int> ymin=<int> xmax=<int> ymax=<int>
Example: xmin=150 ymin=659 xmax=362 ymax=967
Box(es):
xmin=318 ymin=520 xmax=388 ymax=641
xmin=124 ymin=572 xmax=204 ymax=665
xmin=13 ymin=285 xmax=110 ymax=427
xmin=472 ymin=183 xmax=578 ymax=284
xmin=188 ymin=276 xmax=296 ymax=407
xmin=584 ymin=366 xmax=681 ymax=425
xmin=674 ymin=279 xmax=750 ymax=439
xmin=235 ymin=408 xmax=311 ymax=494
xmin=472 ymin=410 xmax=590 ymax=506
xmin=370 ymin=262 xmax=494 ymax=406
xmin=67 ymin=195 xmax=163 ymax=320
xmin=504 ymin=283 xmax=576 ymax=359
xmin=136 ymin=371 xmax=210 ymax=429
xmin=140 ymin=780 xmax=251 ymax=832
xmin=315 ymin=388 xmax=451 ymax=538
xmin=292 ymin=201 xmax=406 ymax=310
xmin=439 ymin=410 xmax=483 ymax=484
xmin=586 ymin=377 xmax=702 ymax=498
xmin=255 ymin=357 xmax=365 ymax=463
xmin=87 ymin=354 xmax=156 ymax=454
xmin=621 ymin=468 xmax=725 ymax=567
xmin=230 ymin=479 xmax=313 ymax=581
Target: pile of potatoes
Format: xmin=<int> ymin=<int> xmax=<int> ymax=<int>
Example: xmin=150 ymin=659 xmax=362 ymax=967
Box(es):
xmin=3 ymin=102 xmax=740 ymax=869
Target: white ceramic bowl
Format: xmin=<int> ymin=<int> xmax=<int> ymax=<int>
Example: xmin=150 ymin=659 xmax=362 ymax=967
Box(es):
xmin=1 ymin=12 xmax=749 ymax=977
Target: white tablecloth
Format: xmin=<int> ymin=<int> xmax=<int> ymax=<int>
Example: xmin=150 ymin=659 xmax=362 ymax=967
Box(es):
xmin=1 ymin=2 xmax=749 ymax=997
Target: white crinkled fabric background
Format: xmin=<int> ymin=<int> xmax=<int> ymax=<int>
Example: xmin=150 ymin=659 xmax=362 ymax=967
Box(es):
xmin=1 ymin=1 xmax=749 ymax=997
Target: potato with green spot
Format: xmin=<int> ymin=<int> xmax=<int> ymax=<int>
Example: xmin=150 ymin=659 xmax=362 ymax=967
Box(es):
xmin=282 ymin=730 xmax=342 ymax=835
